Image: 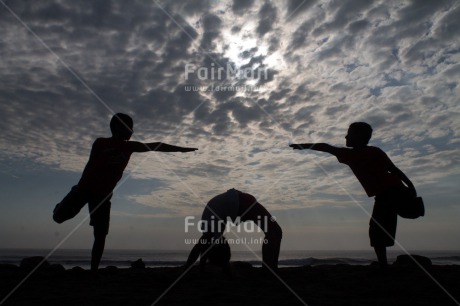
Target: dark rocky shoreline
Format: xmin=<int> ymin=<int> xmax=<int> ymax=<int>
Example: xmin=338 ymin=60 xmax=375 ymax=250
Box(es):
xmin=1 ymin=257 xmax=459 ymax=306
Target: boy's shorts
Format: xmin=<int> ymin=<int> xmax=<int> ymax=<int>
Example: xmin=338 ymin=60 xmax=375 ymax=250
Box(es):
xmin=53 ymin=185 xmax=112 ymax=235
xmin=369 ymin=185 xmax=406 ymax=247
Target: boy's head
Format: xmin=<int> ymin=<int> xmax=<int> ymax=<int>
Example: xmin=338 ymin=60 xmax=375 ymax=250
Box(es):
xmin=346 ymin=122 xmax=372 ymax=147
xmin=110 ymin=113 xmax=133 ymax=140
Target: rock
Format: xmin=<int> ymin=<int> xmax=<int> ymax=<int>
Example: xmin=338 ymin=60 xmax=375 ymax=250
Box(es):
xmin=131 ymin=258 xmax=145 ymax=269
xmin=20 ymin=256 xmax=50 ymax=272
xmin=70 ymin=266 xmax=85 ymax=272
xmin=48 ymin=264 xmax=66 ymax=273
xmin=370 ymin=261 xmax=380 ymax=268
xmin=67 ymin=266 xmax=86 ymax=277
xmin=393 ymin=255 xmax=432 ymax=269
xmin=0 ymin=264 xmax=19 ymax=272
xmin=232 ymin=261 xmax=253 ymax=269
xmin=105 ymin=265 xmax=118 ymax=271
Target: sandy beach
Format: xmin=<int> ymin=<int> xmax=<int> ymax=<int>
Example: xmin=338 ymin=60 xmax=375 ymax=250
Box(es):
xmin=1 ymin=259 xmax=459 ymax=306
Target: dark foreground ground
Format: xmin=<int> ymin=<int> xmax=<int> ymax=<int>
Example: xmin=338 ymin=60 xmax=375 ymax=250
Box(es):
xmin=1 ymin=262 xmax=459 ymax=306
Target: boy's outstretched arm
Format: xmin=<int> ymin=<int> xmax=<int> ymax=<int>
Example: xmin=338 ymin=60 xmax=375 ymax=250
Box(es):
xmin=289 ymin=143 xmax=340 ymax=155
xmin=128 ymin=141 xmax=198 ymax=153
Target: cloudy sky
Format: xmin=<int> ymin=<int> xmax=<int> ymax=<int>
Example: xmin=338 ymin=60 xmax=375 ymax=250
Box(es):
xmin=1 ymin=0 xmax=459 ymax=252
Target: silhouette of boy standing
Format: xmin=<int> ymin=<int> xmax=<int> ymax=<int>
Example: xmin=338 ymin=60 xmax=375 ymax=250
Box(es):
xmin=290 ymin=122 xmax=417 ymax=268
xmin=53 ymin=113 xmax=197 ymax=271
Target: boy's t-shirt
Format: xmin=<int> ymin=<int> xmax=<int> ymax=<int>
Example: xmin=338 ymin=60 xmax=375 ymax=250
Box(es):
xmin=78 ymin=138 xmax=134 ymax=195
xmin=334 ymin=146 xmax=401 ymax=197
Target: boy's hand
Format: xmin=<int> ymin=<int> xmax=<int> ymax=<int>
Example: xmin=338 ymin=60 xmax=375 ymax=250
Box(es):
xmin=290 ymin=143 xmax=317 ymax=150
xmin=289 ymin=144 xmax=304 ymax=150
xmin=181 ymin=147 xmax=198 ymax=153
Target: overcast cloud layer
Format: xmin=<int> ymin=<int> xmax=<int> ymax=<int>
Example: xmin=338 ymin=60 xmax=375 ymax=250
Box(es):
xmin=1 ymin=0 xmax=459 ymax=244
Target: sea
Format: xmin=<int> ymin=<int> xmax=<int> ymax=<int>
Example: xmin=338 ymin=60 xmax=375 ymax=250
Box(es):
xmin=1 ymin=249 xmax=459 ymax=270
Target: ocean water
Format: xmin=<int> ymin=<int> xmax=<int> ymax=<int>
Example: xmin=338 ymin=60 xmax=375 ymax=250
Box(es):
xmin=0 ymin=249 xmax=459 ymax=270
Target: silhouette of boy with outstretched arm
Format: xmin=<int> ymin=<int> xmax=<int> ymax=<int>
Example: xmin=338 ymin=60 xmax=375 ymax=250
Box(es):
xmin=290 ymin=122 xmax=417 ymax=268
xmin=53 ymin=113 xmax=197 ymax=271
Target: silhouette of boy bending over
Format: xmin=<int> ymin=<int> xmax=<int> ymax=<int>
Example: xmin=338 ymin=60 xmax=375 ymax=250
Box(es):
xmin=53 ymin=113 xmax=197 ymax=271
xmin=185 ymin=189 xmax=282 ymax=273
xmin=290 ymin=122 xmax=417 ymax=268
